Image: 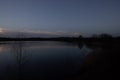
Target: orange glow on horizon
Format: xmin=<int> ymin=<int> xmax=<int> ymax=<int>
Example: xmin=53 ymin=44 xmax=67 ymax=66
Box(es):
xmin=0 ymin=28 xmax=4 ymax=33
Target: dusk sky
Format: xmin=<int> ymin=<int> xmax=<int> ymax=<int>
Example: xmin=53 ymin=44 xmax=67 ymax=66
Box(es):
xmin=0 ymin=0 xmax=120 ymax=37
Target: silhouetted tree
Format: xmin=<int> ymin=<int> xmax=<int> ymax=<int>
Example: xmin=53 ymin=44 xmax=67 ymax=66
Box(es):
xmin=92 ymin=34 xmax=98 ymax=38
xmin=99 ymin=33 xmax=113 ymax=38
xmin=78 ymin=35 xmax=83 ymax=39
xmin=91 ymin=33 xmax=113 ymax=39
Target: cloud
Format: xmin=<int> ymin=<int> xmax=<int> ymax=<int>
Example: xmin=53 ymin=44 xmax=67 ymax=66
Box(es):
xmin=25 ymin=30 xmax=80 ymax=36
xmin=0 ymin=27 xmax=80 ymax=37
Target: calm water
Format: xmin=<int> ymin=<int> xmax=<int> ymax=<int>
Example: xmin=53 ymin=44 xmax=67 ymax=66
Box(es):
xmin=0 ymin=41 xmax=93 ymax=80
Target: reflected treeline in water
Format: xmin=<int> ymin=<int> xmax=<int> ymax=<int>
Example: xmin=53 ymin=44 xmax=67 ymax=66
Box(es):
xmin=0 ymin=41 xmax=93 ymax=80
xmin=70 ymin=42 xmax=120 ymax=80
xmin=7 ymin=41 xmax=29 ymax=80
xmin=0 ymin=41 xmax=118 ymax=80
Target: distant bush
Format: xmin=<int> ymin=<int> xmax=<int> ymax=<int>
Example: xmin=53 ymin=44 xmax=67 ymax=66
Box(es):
xmin=78 ymin=35 xmax=83 ymax=39
xmin=92 ymin=33 xmax=113 ymax=38
xmin=99 ymin=33 xmax=113 ymax=38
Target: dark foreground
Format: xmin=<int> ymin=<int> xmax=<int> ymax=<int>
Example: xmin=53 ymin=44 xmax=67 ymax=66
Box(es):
xmin=0 ymin=38 xmax=119 ymax=80
xmin=71 ymin=42 xmax=119 ymax=80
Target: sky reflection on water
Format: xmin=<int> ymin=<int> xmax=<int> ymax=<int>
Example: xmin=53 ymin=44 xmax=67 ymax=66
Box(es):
xmin=0 ymin=41 xmax=92 ymax=80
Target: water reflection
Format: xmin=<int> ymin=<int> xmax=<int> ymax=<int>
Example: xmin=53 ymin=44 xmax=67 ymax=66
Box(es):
xmin=0 ymin=44 xmax=10 ymax=53
xmin=11 ymin=41 xmax=29 ymax=80
xmin=74 ymin=42 xmax=120 ymax=80
xmin=0 ymin=41 xmax=93 ymax=80
xmin=0 ymin=46 xmax=4 ymax=53
xmin=2 ymin=41 xmax=28 ymax=80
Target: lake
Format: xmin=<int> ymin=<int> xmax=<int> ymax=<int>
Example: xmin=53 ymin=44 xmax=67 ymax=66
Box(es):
xmin=0 ymin=41 xmax=93 ymax=80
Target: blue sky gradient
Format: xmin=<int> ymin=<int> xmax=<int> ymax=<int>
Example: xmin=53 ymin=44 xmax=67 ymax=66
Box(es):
xmin=0 ymin=0 xmax=120 ymax=36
